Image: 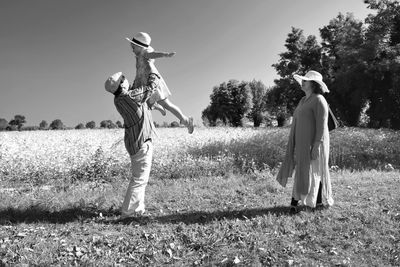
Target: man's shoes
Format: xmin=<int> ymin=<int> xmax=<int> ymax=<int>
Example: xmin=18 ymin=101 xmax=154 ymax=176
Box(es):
xmin=290 ymin=205 xmax=298 ymax=214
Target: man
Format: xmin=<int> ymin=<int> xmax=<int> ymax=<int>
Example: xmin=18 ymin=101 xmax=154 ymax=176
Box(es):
xmin=104 ymin=71 xmax=159 ymax=220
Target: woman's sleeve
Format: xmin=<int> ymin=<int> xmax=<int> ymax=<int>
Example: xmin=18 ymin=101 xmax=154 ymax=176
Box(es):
xmin=276 ymin=113 xmax=296 ymax=187
xmin=314 ymin=96 xmax=328 ymax=142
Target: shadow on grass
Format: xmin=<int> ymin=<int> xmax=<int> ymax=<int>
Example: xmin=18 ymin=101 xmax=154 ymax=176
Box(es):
xmin=147 ymin=206 xmax=292 ymax=225
xmin=0 ymin=206 xmax=118 ymax=225
xmin=0 ymin=205 xmax=294 ymax=225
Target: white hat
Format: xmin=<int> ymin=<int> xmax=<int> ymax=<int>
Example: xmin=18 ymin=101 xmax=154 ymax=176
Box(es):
xmin=105 ymin=72 xmax=125 ymax=94
xmin=125 ymin=32 xmax=153 ymax=50
xmin=293 ymin=70 xmax=329 ymax=93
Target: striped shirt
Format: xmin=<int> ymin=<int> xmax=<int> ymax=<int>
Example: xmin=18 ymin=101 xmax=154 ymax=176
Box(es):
xmin=114 ymin=74 xmax=159 ymax=156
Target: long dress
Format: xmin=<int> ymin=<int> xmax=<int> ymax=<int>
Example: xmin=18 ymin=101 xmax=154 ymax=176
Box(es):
xmin=132 ymin=49 xmax=171 ymax=106
xmin=276 ymin=93 xmax=334 ymax=207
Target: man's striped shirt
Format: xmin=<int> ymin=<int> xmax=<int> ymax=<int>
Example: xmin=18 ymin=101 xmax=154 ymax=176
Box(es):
xmin=114 ymin=75 xmax=158 ymax=156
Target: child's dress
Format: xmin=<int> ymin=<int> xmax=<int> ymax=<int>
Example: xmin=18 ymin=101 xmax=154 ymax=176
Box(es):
xmin=132 ymin=48 xmax=171 ymax=106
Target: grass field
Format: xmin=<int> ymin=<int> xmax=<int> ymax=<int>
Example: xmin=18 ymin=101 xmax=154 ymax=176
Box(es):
xmin=0 ymin=127 xmax=399 ymax=266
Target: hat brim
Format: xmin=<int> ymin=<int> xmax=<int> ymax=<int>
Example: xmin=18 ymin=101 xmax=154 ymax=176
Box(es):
xmin=293 ymin=74 xmax=329 ymax=93
xmin=125 ymin=37 xmax=153 ymax=50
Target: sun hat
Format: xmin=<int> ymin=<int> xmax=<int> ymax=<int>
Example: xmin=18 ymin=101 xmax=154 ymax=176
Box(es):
xmin=105 ymin=72 xmax=125 ymax=94
xmin=125 ymin=32 xmax=153 ymax=50
xmin=293 ymin=70 xmax=329 ymax=93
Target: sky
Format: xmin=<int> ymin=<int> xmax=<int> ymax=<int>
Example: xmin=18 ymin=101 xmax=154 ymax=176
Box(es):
xmin=0 ymin=0 xmax=373 ymax=127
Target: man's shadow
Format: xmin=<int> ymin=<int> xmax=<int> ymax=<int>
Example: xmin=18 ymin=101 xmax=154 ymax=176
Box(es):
xmin=0 ymin=205 xmax=293 ymax=225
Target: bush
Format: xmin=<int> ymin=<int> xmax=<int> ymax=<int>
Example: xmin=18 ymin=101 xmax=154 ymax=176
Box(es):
xmin=21 ymin=126 xmax=40 ymax=131
xmin=39 ymin=120 xmax=48 ymax=130
xmin=170 ymin=121 xmax=180 ymax=127
xmin=75 ymin=123 xmax=85 ymax=130
xmin=86 ymin=121 xmax=96 ymax=129
xmin=0 ymin=118 xmax=8 ymax=131
xmin=49 ymin=119 xmax=64 ymax=130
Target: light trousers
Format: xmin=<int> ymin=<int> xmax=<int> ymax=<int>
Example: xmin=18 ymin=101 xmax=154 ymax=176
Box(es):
xmin=120 ymin=141 xmax=153 ymax=217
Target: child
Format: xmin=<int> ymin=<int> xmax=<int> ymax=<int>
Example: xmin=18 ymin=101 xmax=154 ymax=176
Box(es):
xmin=126 ymin=32 xmax=194 ymax=134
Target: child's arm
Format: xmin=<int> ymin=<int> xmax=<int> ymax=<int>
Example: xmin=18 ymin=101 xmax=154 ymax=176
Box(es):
xmin=146 ymin=51 xmax=176 ymax=59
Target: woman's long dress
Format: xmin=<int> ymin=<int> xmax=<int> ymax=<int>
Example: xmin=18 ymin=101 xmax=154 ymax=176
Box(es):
xmin=277 ymin=93 xmax=334 ymax=207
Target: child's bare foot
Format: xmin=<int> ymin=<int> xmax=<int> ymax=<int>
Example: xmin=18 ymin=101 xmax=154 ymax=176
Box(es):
xmin=181 ymin=116 xmax=194 ymax=134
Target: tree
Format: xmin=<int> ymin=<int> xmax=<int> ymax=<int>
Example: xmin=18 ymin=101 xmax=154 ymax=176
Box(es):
xmin=86 ymin=121 xmax=96 ymax=129
xmin=116 ymin=121 xmax=123 ymax=128
xmin=100 ymin=120 xmax=117 ymax=129
xmin=49 ymin=119 xmax=64 ymax=130
xmin=9 ymin=115 xmax=26 ymax=130
xmin=0 ymin=118 xmax=8 ymax=131
xmin=363 ymin=0 xmax=400 ymax=128
xmin=246 ymin=80 xmax=269 ymax=127
xmin=39 ymin=120 xmax=48 ymax=130
xmin=202 ymin=80 xmax=253 ymax=127
xmin=170 ymin=121 xmax=180 ymax=127
xmin=320 ymin=13 xmax=369 ymax=126
xmin=270 ymin=28 xmax=322 ymax=117
xmin=75 ymin=123 xmax=85 ymax=129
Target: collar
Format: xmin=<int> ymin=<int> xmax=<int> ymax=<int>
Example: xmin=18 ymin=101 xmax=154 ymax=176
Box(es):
xmin=113 ymin=86 xmax=123 ymax=97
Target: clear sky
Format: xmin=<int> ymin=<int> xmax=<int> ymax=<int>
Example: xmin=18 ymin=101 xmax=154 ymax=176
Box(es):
xmin=0 ymin=0 xmax=372 ymax=127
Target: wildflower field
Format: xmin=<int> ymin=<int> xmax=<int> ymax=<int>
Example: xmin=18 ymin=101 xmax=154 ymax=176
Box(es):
xmin=1 ymin=127 xmax=399 ymax=186
xmin=0 ymin=127 xmax=399 ymax=266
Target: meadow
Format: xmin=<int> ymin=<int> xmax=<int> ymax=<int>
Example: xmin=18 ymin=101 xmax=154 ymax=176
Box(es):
xmin=0 ymin=127 xmax=399 ymax=266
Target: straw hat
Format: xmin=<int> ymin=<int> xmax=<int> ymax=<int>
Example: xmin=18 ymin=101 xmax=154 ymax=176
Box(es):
xmin=105 ymin=72 xmax=125 ymax=94
xmin=293 ymin=70 xmax=329 ymax=93
xmin=125 ymin=32 xmax=153 ymax=50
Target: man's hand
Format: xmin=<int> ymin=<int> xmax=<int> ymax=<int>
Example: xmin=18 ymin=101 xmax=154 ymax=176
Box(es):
xmin=311 ymin=142 xmax=321 ymax=160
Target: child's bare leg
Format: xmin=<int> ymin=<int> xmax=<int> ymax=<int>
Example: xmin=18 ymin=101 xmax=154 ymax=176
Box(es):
xmin=158 ymin=98 xmax=194 ymax=133
xmin=152 ymin=102 xmax=166 ymax=116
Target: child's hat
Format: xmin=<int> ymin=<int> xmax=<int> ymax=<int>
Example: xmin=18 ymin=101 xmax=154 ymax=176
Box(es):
xmin=126 ymin=32 xmax=152 ymax=49
xmin=105 ymin=72 xmax=125 ymax=94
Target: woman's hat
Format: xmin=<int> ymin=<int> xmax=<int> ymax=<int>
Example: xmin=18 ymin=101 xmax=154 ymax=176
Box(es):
xmin=293 ymin=70 xmax=329 ymax=93
xmin=125 ymin=32 xmax=152 ymax=50
xmin=105 ymin=72 xmax=125 ymax=94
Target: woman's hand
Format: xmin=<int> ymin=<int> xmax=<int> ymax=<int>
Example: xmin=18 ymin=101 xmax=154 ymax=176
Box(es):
xmin=311 ymin=141 xmax=321 ymax=160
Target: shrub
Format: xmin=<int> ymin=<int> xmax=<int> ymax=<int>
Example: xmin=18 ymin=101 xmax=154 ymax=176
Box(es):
xmin=75 ymin=123 xmax=85 ymax=130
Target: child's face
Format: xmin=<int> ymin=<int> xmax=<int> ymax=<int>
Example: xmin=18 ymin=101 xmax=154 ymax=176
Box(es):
xmin=130 ymin=43 xmax=142 ymax=54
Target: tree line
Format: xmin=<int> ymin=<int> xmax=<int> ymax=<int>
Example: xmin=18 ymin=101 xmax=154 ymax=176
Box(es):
xmin=0 ymin=115 xmax=185 ymax=131
xmin=203 ymin=0 xmax=400 ymax=129
xmin=0 ymin=115 xmax=123 ymax=131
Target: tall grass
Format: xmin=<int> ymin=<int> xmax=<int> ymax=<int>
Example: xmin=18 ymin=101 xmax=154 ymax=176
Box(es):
xmin=0 ymin=127 xmax=399 ymax=186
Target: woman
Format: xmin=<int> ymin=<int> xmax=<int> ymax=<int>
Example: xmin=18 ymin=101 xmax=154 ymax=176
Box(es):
xmin=276 ymin=70 xmax=334 ymax=212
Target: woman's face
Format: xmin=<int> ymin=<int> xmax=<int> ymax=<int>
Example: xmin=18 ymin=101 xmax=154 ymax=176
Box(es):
xmin=301 ymin=80 xmax=313 ymax=94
